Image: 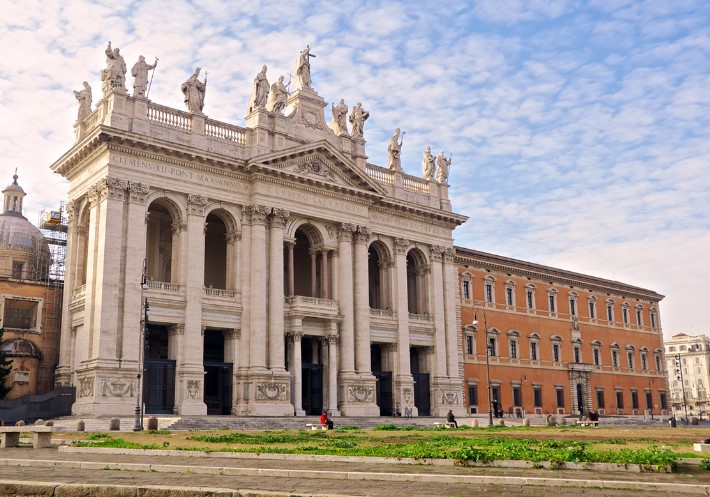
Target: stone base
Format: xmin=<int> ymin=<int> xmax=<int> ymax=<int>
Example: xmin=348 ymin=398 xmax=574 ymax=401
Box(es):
xmin=71 ymin=366 xmax=141 ymax=417
xmin=694 ymin=443 xmax=710 ymax=452
xmin=338 ymin=374 xmax=380 ymax=416
xmin=233 ymin=370 xmax=294 ymax=416
xmin=430 ymin=377 xmax=466 ymax=417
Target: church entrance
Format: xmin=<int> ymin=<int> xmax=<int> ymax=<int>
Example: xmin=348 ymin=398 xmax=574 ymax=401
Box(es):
xmin=143 ymin=325 xmax=175 ymax=414
xmin=371 ymin=344 xmax=393 ymax=416
xmin=410 ymin=347 xmax=430 ymax=416
xmin=203 ymin=330 xmax=233 ymax=415
xmin=302 ymin=364 xmax=323 ymax=415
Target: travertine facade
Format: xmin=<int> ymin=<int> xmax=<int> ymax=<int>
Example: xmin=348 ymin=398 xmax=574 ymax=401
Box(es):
xmin=664 ymin=333 xmax=710 ymax=418
xmin=51 ymin=46 xmax=467 ymax=417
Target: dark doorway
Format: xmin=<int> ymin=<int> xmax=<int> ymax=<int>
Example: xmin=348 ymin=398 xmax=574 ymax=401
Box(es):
xmin=203 ymin=330 xmax=232 ymax=415
xmin=576 ymin=383 xmax=584 ymax=415
xmin=143 ymin=324 xmax=175 ymax=414
xmin=302 ymin=364 xmax=323 ymax=415
xmin=374 ymin=372 xmax=393 ymax=416
xmin=412 ymin=373 xmax=430 ymax=416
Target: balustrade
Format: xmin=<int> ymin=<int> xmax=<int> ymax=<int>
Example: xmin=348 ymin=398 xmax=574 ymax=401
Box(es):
xmin=205 ymin=119 xmax=247 ymax=145
xmin=147 ymin=103 xmax=192 ymax=130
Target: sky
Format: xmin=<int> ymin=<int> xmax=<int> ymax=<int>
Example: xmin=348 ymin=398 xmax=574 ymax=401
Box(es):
xmin=1 ymin=0 xmax=708 ymax=339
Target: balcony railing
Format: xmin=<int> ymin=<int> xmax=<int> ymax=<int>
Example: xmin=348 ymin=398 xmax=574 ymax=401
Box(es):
xmin=285 ymin=295 xmax=338 ymax=307
xmin=370 ymin=308 xmax=394 ymax=317
xmin=147 ymin=103 xmax=192 ymax=131
xmin=204 ymin=287 xmax=236 ymax=298
xmin=72 ymin=284 xmax=86 ymax=299
xmin=409 ymin=312 xmax=431 ymax=321
xmin=147 ymin=280 xmax=181 ymax=292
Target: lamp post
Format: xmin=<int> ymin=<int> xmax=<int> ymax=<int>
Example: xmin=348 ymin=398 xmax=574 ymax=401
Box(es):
xmin=134 ymin=260 xmax=149 ymax=432
xmin=520 ymin=374 xmax=527 ymax=418
xmin=675 ymin=353 xmax=689 ymax=424
xmin=473 ymin=309 xmax=493 ymax=426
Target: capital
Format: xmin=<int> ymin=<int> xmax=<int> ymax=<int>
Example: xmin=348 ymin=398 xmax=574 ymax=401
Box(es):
xmin=337 ymin=223 xmax=355 ymax=242
xmin=187 ymin=194 xmax=208 ymax=215
xmin=353 ymin=225 xmax=370 ymax=243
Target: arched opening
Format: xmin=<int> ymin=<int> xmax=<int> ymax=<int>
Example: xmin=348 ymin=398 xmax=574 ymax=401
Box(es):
xmin=77 ymin=207 xmax=90 ymax=285
xmin=406 ymin=250 xmax=427 ymax=314
xmin=291 ymin=225 xmax=327 ymax=298
xmin=204 ymin=212 xmax=227 ymax=289
xmin=368 ymin=242 xmax=391 ymax=310
xmin=146 ymin=201 xmax=179 ymax=283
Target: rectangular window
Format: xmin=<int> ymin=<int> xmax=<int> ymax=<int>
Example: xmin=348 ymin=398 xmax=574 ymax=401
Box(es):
xmin=636 ymin=308 xmax=643 ymax=325
xmin=512 ymin=386 xmax=521 ymax=406
xmin=533 ymin=387 xmax=542 ymax=407
xmin=589 ymin=302 xmax=596 ymax=319
xmin=485 ymin=283 xmax=493 ymax=303
xmin=468 ymin=385 xmax=478 ymax=406
xmin=510 ymin=340 xmax=517 ymax=359
xmin=596 ymin=390 xmax=605 ymax=408
xmin=631 ymin=391 xmax=639 ymax=409
xmin=627 ymin=351 xmax=634 ymax=369
xmin=607 ymin=304 xmax=614 ymax=322
xmin=12 ymin=261 xmax=23 ymax=279
xmin=530 ymin=342 xmax=538 ymax=361
xmin=462 ymin=280 xmax=470 ymax=299
xmin=641 ymin=354 xmax=647 ymax=371
xmin=488 ymin=337 xmax=496 ymax=357
xmin=593 ymin=348 xmax=600 ymax=366
xmin=3 ymin=298 xmax=39 ymax=329
xmin=553 ymin=344 xmax=560 ymax=363
xmin=655 ymin=355 xmax=661 ymax=371
xmin=622 ymin=307 xmax=629 ymax=324
xmin=612 ymin=350 xmax=619 ymax=368
xmin=527 ymin=290 xmax=534 ymax=309
xmin=650 ymin=313 xmax=657 ymax=328
xmin=569 ymin=299 xmax=576 ymax=316
xmin=556 ymin=388 xmax=564 ymax=408
xmin=465 ymin=335 xmax=474 ymax=355
xmin=506 ymin=287 xmax=513 ymax=306
xmin=574 ymin=346 xmax=580 ymax=363
xmin=645 ymin=391 xmax=652 ymax=410
xmin=660 ymin=391 xmax=667 ymax=409
xmin=549 ymin=295 xmax=556 ymax=312
xmin=616 ymin=390 xmax=624 ymax=409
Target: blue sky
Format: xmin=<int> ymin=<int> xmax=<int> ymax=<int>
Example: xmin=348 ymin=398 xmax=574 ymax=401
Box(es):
xmin=1 ymin=0 xmax=708 ymax=338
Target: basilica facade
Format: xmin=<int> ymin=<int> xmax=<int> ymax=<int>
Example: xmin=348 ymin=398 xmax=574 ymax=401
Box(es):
xmin=51 ymin=45 xmax=467 ymax=417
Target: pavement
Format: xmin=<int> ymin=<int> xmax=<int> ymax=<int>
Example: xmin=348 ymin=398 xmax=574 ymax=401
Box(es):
xmin=1 ymin=445 xmax=710 ymax=497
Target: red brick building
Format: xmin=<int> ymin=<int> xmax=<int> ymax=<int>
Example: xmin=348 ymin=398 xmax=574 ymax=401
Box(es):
xmin=456 ymin=247 xmax=667 ymax=418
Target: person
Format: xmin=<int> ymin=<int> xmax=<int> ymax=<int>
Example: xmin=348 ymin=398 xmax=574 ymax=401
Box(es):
xmin=387 ymin=128 xmax=403 ymax=171
xmin=331 ymin=99 xmax=348 ymax=135
xmin=131 ymin=55 xmax=157 ymax=97
xmin=492 ymin=399 xmax=500 ymax=418
xmin=349 ymin=102 xmax=369 ymax=139
xmin=102 ymin=41 xmax=127 ymax=92
xmin=182 ymin=67 xmax=207 ymax=113
xmin=436 ymin=150 xmax=451 ymax=183
xmin=320 ymin=410 xmax=333 ymax=430
xmin=266 ymin=75 xmax=290 ymax=113
xmin=73 ymin=81 xmax=92 ymax=121
xmin=588 ymin=410 xmax=599 ymax=422
xmin=421 ymin=145 xmax=435 ymax=180
xmin=295 ymin=45 xmax=314 ymax=89
xmin=249 ymin=65 xmax=269 ymax=112
xmin=446 ymin=409 xmax=458 ymax=428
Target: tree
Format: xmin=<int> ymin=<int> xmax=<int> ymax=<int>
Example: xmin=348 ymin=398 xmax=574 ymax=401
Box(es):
xmin=0 ymin=328 xmax=12 ymax=399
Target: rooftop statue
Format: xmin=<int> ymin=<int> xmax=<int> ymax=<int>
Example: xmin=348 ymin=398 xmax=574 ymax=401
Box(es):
xmin=249 ymin=65 xmax=269 ymax=113
xmin=436 ymin=150 xmax=451 ymax=184
xmin=73 ymin=82 xmax=92 ymax=122
xmin=131 ymin=55 xmax=158 ymax=97
xmin=266 ymin=75 xmax=290 ymax=114
xmin=294 ymin=45 xmax=315 ymax=89
xmin=101 ymin=41 xmax=127 ymax=93
xmin=387 ymin=128 xmax=404 ymax=171
xmin=421 ymin=145 xmax=435 ymax=181
xmin=349 ymin=102 xmax=369 ymax=139
xmin=181 ymin=67 xmax=207 ymax=113
xmin=331 ymin=99 xmax=349 ymax=136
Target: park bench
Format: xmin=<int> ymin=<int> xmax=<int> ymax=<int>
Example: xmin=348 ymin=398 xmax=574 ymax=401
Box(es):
xmin=576 ymin=420 xmax=599 ymax=427
xmin=0 ymin=426 xmax=57 ymax=448
xmin=305 ymin=423 xmax=328 ymax=431
xmin=433 ymin=421 xmax=456 ymax=428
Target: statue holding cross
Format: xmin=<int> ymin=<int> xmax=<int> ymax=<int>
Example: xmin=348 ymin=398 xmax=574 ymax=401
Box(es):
xmin=294 ymin=45 xmax=316 ymax=89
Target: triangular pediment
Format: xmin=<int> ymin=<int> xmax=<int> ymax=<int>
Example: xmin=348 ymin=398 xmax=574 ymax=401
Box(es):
xmin=246 ymin=140 xmax=387 ymax=196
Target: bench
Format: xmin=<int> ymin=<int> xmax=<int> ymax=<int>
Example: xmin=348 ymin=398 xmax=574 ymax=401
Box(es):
xmin=305 ymin=423 xmax=328 ymax=431
xmin=576 ymin=420 xmax=599 ymax=427
xmin=433 ymin=422 xmax=456 ymax=428
xmin=0 ymin=426 xmax=57 ymax=448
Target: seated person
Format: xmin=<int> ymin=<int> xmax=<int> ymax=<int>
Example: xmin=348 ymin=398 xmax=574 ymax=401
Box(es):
xmin=446 ymin=409 xmax=458 ymax=428
xmin=588 ymin=410 xmax=599 ymax=422
xmin=320 ymin=410 xmax=334 ymax=430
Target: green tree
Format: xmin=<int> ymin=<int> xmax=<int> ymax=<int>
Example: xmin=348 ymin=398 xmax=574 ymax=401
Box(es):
xmin=0 ymin=328 xmax=13 ymax=399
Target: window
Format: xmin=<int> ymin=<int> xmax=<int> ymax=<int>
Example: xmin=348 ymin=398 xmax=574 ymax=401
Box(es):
xmin=650 ymin=310 xmax=657 ymax=328
xmin=631 ymin=390 xmax=639 ymax=409
xmin=488 ymin=336 xmax=497 ymax=357
xmin=530 ymin=342 xmax=538 ymax=361
xmin=485 ymin=282 xmax=493 ymax=303
xmin=606 ymin=300 xmax=614 ymax=322
xmin=548 ymin=288 xmax=557 ymax=313
xmin=553 ymin=344 xmax=560 ymax=363
xmin=569 ymin=297 xmax=577 ymax=316
xmin=668 ymin=346 xmax=675 ymax=352
xmin=556 ymin=388 xmax=565 ymax=408
xmin=622 ymin=304 xmax=629 ymax=324
xmin=12 ymin=261 xmax=23 ymax=279
xmin=660 ymin=391 xmax=667 ymax=410
xmin=636 ymin=306 xmax=643 ymax=326
xmin=588 ymin=297 xmax=597 ymax=319
xmin=533 ymin=387 xmax=542 ymax=407
xmin=627 ymin=350 xmax=634 ymax=369
xmin=510 ymin=339 xmax=518 ymax=359
xmin=640 ymin=352 xmax=648 ymax=371
xmin=462 ymin=280 xmax=471 ymax=299
xmin=506 ymin=287 xmax=514 ymax=306
xmin=466 ymin=335 xmax=474 ymax=355
xmin=512 ymin=386 xmax=521 ymax=406
xmin=2 ymin=298 xmax=40 ymax=330
xmin=526 ymin=285 xmax=535 ymax=309
xmin=593 ymin=347 xmax=601 ymax=366
xmin=616 ymin=390 xmax=624 ymax=409
xmin=646 ymin=390 xmax=652 ymax=410
xmin=573 ymin=346 xmax=581 ymax=364
xmin=596 ymin=390 xmax=605 ymax=408
xmin=611 ymin=349 xmax=619 ymax=368
xmin=468 ymin=384 xmax=478 ymax=406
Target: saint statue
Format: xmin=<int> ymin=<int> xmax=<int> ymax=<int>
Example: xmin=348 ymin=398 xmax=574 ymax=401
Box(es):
xmin=330 ymin=99 xmax=348 ymax=135
xmin=349 ymin=102 xmax=369 ymax=139
xmin=101 ymin=41 xmax=127 ymax=92
xmin=131 ymin=55 xmax=158 ymax=97
xmin=294 ymin=45 xmax=315 ymax=89
xmin=73 ymin=82 xmax=92 ymax=121
xmin=436 ymin=150 xmax=451 ymax=183
xmin=266 ymin=75 xmax=290 ymax=114
xmin=249 ymin=65 xmax=269 ymax=113
xmin=387 ymin=128 xmax=404 ymax=171
xmin=421 ymin=145 xmax=435 ymax=180
xmin=181 ymin=67 xmax=207 ymax=113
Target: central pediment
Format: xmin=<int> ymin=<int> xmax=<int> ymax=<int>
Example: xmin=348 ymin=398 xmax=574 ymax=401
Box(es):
xmin=246 ymin=140 xmax=387 ymax=196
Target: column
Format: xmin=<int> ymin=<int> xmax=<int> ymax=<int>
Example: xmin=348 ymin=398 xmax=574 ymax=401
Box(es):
xmin=443 ymin=248 xmax=460 ymax=378
xmin=337 ymin=224 xmax=355 ymax=374
xmin=247 ymin=204 xmax=269 ymax=371
xmin=225 ymin=230 xmax=241 ymax=291
xmin=289 ymin=332 xmax=304 ymax=415
xmin=353 ymin=226 xmax=371 ymax=374
xmin=321 ymin=249 xmax=330 ymax=299
xmin=224 ymin=329 xmax=241 ymax=412
xmin=55 ymin=201 xmax=78 ymax=386
xmin=310 ymin=250 xmax=318 ymax=297
xmin=328 ymin=334 xmax=339 ymax=414
xmin=268 ymin=208 xmax=289 ymax=371
xmin=394 ymin=238 xmax=412 ymax=377
xmin=430 ymin=245 xmax=448 ymax=377
xmin=286 ymin=240 xmax=295 ymax=296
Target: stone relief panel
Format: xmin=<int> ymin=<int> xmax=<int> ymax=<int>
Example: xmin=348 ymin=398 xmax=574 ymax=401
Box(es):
xmin=293 ymin=157 xmax=337 ymax=183
xmin=187 ymin=380 xmax=201 ymax=399
xmin=439 ymin=389 xmax=460 ymax=405
xmin=256 ymin=382 xmax=288 ymax=401
xmin=402 ymin=387 xmax=413 ymax=405
xmin=101 ymin=378 xmax=136 ymax=397
xmin=348 ymin=385 xmax=374 ymax=403
xmin=78 ymin=377 xmax=95 ymax=398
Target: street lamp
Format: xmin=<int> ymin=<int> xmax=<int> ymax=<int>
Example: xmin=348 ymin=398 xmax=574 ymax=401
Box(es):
xmin=473 ymin=310 xmax=493 ymax=426
xmin=675 ymin=354 xmax=689 ymax=424
xmin=134 ymin=260 xmax=149 ymax=432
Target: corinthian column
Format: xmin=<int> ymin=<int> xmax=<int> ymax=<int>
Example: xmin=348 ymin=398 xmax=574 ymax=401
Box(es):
xmin=268 ymin=208 xmax=289 ymax=371
xmin=246 ymin=204 xmax=269 ymax=371
xmin=337 ymin=223 xmax=355 ymax=375
xmin=430 ymin=245 xmax=448 ymax=377
xmin=353 ymin=225 xmax=371 ymax=374
xmin=443 ymin=247 xmax=459 ymax=377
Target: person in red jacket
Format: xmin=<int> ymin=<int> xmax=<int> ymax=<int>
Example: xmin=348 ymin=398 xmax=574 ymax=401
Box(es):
xmin=320 ymin=410 xmax=334 ymax=430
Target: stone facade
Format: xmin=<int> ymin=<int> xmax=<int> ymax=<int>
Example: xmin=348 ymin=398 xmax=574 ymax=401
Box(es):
xmin=51 ymin=47 xmax=467 ymax=417
xmin=664 ymin=333 xmax=710 ymax=418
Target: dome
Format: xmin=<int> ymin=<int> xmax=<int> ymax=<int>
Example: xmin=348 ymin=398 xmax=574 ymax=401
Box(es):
xmin=0 ymin=337 xmax=42 ymax=358
xmin=0 ymin=214 xmax=49 ymax=253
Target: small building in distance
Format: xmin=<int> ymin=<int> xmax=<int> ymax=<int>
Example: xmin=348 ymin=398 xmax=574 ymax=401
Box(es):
xmin=457 ymin=247 xmax=667 ymax=419
xmin=0 ymin=173 xmax=64 ymax=399
xmin=664 ymin=333 xmax=710 ymax=419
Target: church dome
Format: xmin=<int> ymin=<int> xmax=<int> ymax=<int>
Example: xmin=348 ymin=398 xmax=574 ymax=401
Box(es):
xmin=0 ymin=337 xmax=42 ymax=358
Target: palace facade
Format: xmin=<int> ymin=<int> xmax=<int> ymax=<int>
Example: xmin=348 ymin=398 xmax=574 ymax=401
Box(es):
xmin=664 ymin=333 xmax=710 ymax=418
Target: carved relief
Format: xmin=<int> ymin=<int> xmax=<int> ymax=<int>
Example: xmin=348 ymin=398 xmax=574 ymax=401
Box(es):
xmin=101 ymin=378 xmax=135 ymax=397
xmin=337 ymin=223 xmax=354 ymax=241
xmin=168 ymin=324 xmax=185 ymax=336
xmin=256 ymin=382 xmax=287 ymax=400
xmin=348 ymin=385 xmax=374 ymax=402
xmin=244 ymin=204 xmax=269 ymax=225
xmin=430 ymin=245 xmax=444 ymax=262
xmin=325 ymin=225 xmax=334 ymax=239
xmin=294 ymin=159 xmax=336 ymax=182
xmin=270 ymin=208 xmax=290 ymax=228
xmin=127 ymin=181 xmax=150 ymax=204
xmin=65 ymin=201 xmax=75 ymax=223
xmin=443 ymin=247 xmax=456 ymax=264
xmin=394 ymin=238 xmax=410 ymax=255
xmin=224 ymin=329 xmax=241 ymax=340
xmin=353 ymin=225 xmax=370 ymax=243
xmin=301 ymin=109 xmax=323 ymax=130
xmin=226 ymin=230 xmax=242 ymax=244
xmin=171 ymin=221 xmax=188 ymax=234
xmin=187 ymin=194 xmax=208 ymax=215
xmin=440 ymin=390 xmax=459 ymax=404
xmin=327 ymin=335 xmax=339 ymax=345
xmin=78 ymin=377 xmax=94 ymax=398
xmin=402 ymin=387 xmax=413 ymax=405
xmin=106 ymin=178 xmax=128 ymax=200
xmin=187 ymin=380 xmax=200 ymax=399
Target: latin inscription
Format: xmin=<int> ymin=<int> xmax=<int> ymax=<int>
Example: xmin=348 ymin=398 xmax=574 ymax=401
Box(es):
xmin=370 ymin=213 xmax=450 ymax=236
xmin=267 ymin=186 xmax=365 ymax=215
xmin=111 ymin=154 xmax=248 ymax=191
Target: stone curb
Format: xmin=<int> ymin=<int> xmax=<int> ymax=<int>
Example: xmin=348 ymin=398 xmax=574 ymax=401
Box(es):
xmin=2 ymin=457 xmax=708 ymax=494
